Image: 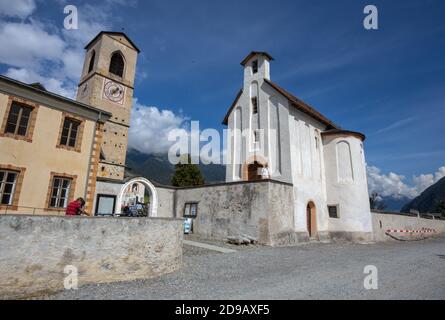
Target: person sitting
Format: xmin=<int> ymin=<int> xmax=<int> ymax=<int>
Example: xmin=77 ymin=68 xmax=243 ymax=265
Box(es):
xmin=65 ymin=198 xmax=88 ymax=216
xmin=122 ymin=205 xmax=131 ymax=217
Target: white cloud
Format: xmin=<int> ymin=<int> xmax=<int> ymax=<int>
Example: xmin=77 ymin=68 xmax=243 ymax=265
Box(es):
xmin=367 ymin=165 xmax=418 ymax=199
xmin=371 ymin=117 xmax=415 ymax=136
xmin=0 ymin=1 xmax=131 ymax=96
xmin=128 ymin=99 xmax=189 ymax=155
xmin=0 ymin=0 xmax=36 ymax=18
xmin=0 ymin=21 xmax=66 ymax=69
xmin=367 ymin=165 xmax=445 ymax=199
xmin=4 ymin=67 xmax=77 ymax=98
xmin=412 ymin=166 xmax=445 ymax=195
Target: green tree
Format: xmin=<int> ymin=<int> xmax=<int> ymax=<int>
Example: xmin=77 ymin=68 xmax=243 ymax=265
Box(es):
xmin=369 ymin=192 xmax=387 ymax=211
xmin=437 ymin=200 xmax=445 ymax=217
xmin=171 ymin=154 xmax=205 ymax=187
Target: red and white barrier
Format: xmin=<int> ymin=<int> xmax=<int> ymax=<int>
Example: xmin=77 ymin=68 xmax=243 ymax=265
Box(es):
xmin=386 ymin=228 xmax=436 ymax=234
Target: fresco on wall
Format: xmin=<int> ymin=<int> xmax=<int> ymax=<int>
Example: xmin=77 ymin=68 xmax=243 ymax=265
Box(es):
xmin=121 ymin=182 xmax=145 ymax=208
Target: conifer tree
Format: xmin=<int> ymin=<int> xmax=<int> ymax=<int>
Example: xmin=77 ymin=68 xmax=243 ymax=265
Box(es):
xmin=171 ymin=154 xmax=205 ymax=187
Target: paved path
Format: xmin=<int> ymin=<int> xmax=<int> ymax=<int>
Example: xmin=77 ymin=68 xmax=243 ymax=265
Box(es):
xmin=183 ymin=240 xmax=236 ymax=253
xmin=49 ymin=237 xmax=445 ymax=300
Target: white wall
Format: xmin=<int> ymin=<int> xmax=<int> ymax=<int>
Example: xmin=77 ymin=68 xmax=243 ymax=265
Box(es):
xmin=323 ymin=135 xmax=372 ymax=233
xmin=226 ymin=55 xmax=292 ymax=184
xmin=372 ymin=212 xmax=445 ymax=242
xmin=287 ymin=108 xmax=328 ymax=234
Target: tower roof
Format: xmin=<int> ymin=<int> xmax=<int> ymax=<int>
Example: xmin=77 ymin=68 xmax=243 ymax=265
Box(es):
xmin=240 ymin=51 xmax=274 ymax=66
xmin=85 ymin=31 xmax=141 ymax=53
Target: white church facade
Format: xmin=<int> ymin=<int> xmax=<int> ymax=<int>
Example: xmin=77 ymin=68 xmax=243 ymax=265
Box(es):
xmin=222 ymin=52 xmax=373 ymax=242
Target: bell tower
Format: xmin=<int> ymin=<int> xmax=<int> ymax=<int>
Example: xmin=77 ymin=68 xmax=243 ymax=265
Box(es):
xmin=77 ymin=32 xmax=140 ymax=181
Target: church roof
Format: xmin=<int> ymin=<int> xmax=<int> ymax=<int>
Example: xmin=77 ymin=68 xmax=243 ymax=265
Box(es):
xmin=85 ymin=31 xmax=141 ymax=53
xmin=222 ymin=89 xmax=243 ymax=125
xmin=240 ymin=51 xmax=274 ymax=66
xmin=222 ymin=80 xmax=339 ymax=130
xmin=263 ymin=79 xmax=339 ymax=129
xmin=322 ymin=129 xmax=366 ymax=141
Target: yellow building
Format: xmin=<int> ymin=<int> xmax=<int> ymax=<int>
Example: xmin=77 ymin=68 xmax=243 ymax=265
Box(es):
xmin=0 ymin=32 xmax=139 ymax=215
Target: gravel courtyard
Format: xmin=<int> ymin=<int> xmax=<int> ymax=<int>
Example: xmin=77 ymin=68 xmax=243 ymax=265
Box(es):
xmin=48 ymin=236 xmax=445 ymax=300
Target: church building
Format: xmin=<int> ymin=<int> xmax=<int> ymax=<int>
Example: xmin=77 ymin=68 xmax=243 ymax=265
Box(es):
xmin=0 ymin=32 xmax=373 ymax=244
xmin=223 ymin=52 xmax=372 ymax=241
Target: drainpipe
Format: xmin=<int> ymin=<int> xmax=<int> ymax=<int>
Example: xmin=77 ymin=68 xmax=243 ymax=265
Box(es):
xmin=173 ymin=189 xmax=177 ymax=218
xmin=84 ymin=117 xmax=100 ymax=208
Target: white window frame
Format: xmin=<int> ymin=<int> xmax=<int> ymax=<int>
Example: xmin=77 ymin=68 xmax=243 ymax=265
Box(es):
xmin=328 ymin=204 xmax=340 ymax=219
xmin=50 ymin=177 xmax=72 ymax=208
xmin=0 ymin=170 xmax=18 ymax=205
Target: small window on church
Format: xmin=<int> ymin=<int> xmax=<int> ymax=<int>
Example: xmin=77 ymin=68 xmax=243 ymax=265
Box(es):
xmin=88 ymin=50 xmax=96 ymax=73
xmin=252 ymin=60 xmax=258 ymax=74
xmin=315 ymin=136 xmax=319 ymax=149
xmin=252 ymin=97 xmax=258 ymax=114
xmin=109 ymin=52 xmax=125 ymax=77
xmin=254 ymin=130 xmax=260 ymax=143
xmin=328 ymin=205 xmax=339 ymax=219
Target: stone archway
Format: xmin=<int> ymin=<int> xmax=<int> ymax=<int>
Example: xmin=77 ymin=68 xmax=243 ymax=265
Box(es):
xmin=116 ymin=177 xmax=158 ymax=217
xmin=306 ymin=201 xmax=317 ymax=238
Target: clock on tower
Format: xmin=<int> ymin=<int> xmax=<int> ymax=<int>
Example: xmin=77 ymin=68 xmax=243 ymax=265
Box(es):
xmin=103 ymin=79 xmax=125 ymax=105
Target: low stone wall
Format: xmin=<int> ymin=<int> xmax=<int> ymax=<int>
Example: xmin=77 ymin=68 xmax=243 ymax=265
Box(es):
xmin=372 ymin=211 xmax=445 ymax=242
xmin=174 ymin=180 xmax=295 ymax=246
xmin=0 ymin=215 xmax=183 ymax=299
xmin=156 ymin=186 xmax=176 ymax=218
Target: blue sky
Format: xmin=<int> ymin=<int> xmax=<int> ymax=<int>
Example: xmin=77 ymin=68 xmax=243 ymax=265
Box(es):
xmin=0 ymin=0 xmax=444 ymax=198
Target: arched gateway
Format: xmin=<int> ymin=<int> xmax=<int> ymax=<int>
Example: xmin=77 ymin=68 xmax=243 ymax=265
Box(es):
xmin=116 ymin=178 xmax=158 ymax=217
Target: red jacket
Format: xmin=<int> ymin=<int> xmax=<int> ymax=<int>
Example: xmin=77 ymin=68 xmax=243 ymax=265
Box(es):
xmin=66 ymin=200 xmax=82 ymax=216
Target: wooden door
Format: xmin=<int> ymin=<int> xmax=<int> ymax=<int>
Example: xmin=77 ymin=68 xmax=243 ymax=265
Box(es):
xmin=307 ymin=204 xmax=312 ymax=237
xmin=248 ymin=162 xmax=263 ymax=181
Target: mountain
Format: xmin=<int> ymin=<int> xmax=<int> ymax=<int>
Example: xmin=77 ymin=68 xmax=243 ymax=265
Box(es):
xmin=126 ymin=149 xmax=226 ymax=185
xmin=380 ymin=196 xmax=411 ymax=212
xmin=125 ymin=149 xmax=433 ymax=213
xmin=401 ymin=177 xmax=445 ymax=213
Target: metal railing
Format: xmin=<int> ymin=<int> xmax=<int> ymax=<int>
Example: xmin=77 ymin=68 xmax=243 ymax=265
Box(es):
xmin=1 ymin=205 xmax=150 ymax=218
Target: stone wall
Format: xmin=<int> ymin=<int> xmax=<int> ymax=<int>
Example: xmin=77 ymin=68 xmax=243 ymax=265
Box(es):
xmin=0 ymin=215 xmax=182 ymax=299
xmin=265 ymin=182 xmax=297 ymax=246
xmin=156 ymin=186 xmax=176 ymax=218
xmin=372 ymin=211 xmax=445 ymax=242
xmin=174 ymin=180 xmax=295 ymax=246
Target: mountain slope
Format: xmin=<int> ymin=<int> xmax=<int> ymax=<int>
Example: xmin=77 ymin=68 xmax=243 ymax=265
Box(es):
xmin=126 ymin=149 xmax=226 ymax=185
xmin=380 ymin=196 xmax=411 ymax=212
xmin=401 ymin=177 xmax=445 ymax=213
